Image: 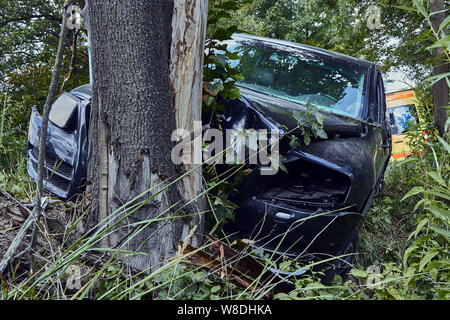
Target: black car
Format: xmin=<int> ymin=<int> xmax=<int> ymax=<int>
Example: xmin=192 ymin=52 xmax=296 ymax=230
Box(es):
xmin=27 ymin=34 xmax=391 ymax=280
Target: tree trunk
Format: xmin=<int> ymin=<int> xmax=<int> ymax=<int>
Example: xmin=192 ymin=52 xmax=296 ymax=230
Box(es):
xmin=87 ymin=0 xmax=207 ymax=271
xmin=429 ymin=0 xmax=449 ymax=136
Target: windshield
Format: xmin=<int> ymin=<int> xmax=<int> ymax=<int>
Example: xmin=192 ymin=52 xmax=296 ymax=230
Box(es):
xmin=388 ymin=105 xmax=417 ymax=134
xmin=227 ymin=41 xmax=368 ymax=118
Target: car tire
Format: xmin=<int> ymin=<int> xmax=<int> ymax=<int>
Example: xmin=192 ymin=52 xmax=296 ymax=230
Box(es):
xmin=321 ymin=230 xmax=358 ymax=284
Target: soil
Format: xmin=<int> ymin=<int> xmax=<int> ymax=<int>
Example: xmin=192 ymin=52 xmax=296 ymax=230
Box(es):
xmin=0 ymin=189 xmax=89 ymax=279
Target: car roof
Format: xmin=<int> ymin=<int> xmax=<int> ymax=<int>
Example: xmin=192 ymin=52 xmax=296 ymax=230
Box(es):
xmin=232 ymin=33 xmax=374 ymax=69
xmin=70 ymin=84 xmax=92 ymax=100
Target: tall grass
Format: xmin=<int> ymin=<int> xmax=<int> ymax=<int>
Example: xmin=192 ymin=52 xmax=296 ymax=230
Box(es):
xmin=1 ymin=126 xmax=356 ymax=300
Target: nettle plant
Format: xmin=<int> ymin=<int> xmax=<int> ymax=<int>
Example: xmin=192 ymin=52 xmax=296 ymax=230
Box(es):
xmin=203 ymin=0 xmax=250 ymax=113
xmin=202 ymin=0 xmax=252 ymax=235
xmin=348 ymin=1 xmax=449 ymax=299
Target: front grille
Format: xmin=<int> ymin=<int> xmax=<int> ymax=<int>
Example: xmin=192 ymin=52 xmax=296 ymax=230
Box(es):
xmin=256 ymin=159 xmax=350 ymax=209
xmin=31 ymin=147 xmax=73 ymax=179
xmin=31 ymin=161 xmax=70 ymax=191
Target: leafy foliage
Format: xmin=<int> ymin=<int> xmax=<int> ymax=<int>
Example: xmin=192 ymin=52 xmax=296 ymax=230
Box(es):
xmin=229 ymin=0 xmax=434 ymax=84
xmin=291 ymin=102 xmax=328 ymax=146
xmin=0 ymin=0 xmax=90 ymax=166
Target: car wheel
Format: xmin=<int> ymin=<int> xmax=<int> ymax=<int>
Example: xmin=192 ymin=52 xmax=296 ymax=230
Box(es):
xmin=337 ymin=231 xmax=358 ymax=282
xmin=321 ymin=230 xmax=358 ymax=284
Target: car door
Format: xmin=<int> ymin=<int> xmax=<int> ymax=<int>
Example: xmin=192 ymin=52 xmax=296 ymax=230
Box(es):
xmin=371 ymin=71 xmax=390 ymax=184
xmin=376 ymin=72 xmax=391 ymax=168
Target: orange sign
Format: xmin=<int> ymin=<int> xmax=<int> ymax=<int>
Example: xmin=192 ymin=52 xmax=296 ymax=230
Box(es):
xmin=386 ymin=91 xmax=415 ymax=102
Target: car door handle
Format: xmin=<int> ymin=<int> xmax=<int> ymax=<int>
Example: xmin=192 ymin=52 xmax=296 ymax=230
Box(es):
xmin=274 ymin=212 xmax=294 ymax=223
xmin=394 ymin=140 xmax=403 ymax=144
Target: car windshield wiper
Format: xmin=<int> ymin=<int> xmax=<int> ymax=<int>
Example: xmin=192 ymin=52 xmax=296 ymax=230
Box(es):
xmin=236 ymin=83 xmax=276 ymax=98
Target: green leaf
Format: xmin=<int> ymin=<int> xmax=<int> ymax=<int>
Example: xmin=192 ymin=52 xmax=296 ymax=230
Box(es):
xmin=225 ymin=50 xmax=240 ymax=60
xmin=436 ymin=136 xmax=450 ymax=155
xmin=425 ymin=205 xmax=450 ymax=220
xmin=315 ymin=129 xmax=328 ymax=139
xmin=430 ymin=226 xmax=450 ymax=240
xmin=350 ymin=269 xmax=367 ymax=278
xmin=279 ymin=161 xmax=288 ymax=174
xmin=439 ymin=15 xmax=450 ymax=32
xmin=428 ymin=171 xmax=447 ymax=188
xmin=215 ymin=10 xmax=232 ymax=20
xmin=423 ymin=190 xmax=450 ymax=201
xmin=210 ymin=285 xmax=221 ymax=294
xmin=413 ymin=198 xmax=425 ymax=212
xmin=387 ymin=287 xmax=403 ymax=300
xmin=204 ymin=94 xmax=215 ymax=107
xmin=289 ymin=135 xmax=301 ymax=149
xmin=303 ymin=133 xmax=311 ymax=146
xmin=222 ymin=86 xmax=241 ymax=99
xmin=430 ymin=8 xmax=449 ymax=17
xmin=428 ymin=35 xmax=450 ymax=50
xmin=409 ymin=217 xmax=429 ymax=240
xmin=419 ymin=250 xmax=439 ymax=271
xmin=410 ymin=29 xmax=433 ymax=45
xmin=393 ymin=5 xmax=418 ymax=13
xmin=424 ymin=72 xmax=450 ymax=87
xmin=212 ymin=28 xmax=233 ymax=41
xmin=445 ymin=116 xmax=450 ymax=133
xmin=403 ymin=245 xmax=418 ymax=267
xmin=216 ymin=1 xmax=240 ymax=10
xmin=402 ymin=186 xmax=424 ymax=201
xmin=412 ymin=0 xmax=429 ymax=19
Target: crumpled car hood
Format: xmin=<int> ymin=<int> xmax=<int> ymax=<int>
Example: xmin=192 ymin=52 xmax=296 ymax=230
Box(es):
xmin=215 ymin=87 xmax=376 ymax=210
xmin=237 ymin=87 xmax=364 ymax=137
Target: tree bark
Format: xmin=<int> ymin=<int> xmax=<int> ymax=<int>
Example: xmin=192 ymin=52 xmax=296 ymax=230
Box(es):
xmin=429 ymin=0 xmax=449 ymax=135
xmin=87 ymin=0 xmax=207 ymax=271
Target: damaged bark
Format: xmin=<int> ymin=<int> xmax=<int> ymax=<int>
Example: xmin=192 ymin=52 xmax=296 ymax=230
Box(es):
xmin=87 ymin=0 xmax=207 ymax=271
xmin=169 ymin=0 xmax=208 ymax=248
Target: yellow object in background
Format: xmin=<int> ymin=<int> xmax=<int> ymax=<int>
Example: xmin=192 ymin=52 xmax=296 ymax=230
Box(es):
xmin=386 ymin=89 xmax=422 ymax=161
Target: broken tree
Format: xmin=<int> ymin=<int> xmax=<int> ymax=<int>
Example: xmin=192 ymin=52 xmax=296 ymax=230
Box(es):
xmin=87 ymin=0 xmax=207 ymax=271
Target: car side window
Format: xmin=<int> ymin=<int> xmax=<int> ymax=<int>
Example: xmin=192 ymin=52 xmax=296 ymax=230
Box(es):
xmin=377 ymin=74 xmax=386 ymax=123
xmin=371 ymin=72 xmax=386 ymax=124
xmin=371 ymin=76 xmax=380 ymax=123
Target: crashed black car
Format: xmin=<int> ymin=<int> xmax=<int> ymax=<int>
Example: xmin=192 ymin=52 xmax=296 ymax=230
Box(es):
xmin=27 ymin=34 xmax=391 ymax=280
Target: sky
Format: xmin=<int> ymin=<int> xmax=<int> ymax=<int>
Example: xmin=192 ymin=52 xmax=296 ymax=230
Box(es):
xmin=384 ymin=69 xmax=416 ymax=93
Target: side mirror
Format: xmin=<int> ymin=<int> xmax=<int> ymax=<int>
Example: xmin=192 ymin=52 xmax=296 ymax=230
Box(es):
xmin=389 ymin=112 xmax=395 ymax=126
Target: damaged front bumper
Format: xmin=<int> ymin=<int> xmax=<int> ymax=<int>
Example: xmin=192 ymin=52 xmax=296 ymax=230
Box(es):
xmin=224 ymin=156 xmax=365 ymax=264
xmin=27 ymin=91 xmax=89 ymax=199
xmin=227 ymin=196 xmax=362 ymax=258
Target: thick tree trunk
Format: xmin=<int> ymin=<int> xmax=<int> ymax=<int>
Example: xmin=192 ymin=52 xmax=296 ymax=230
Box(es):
xmin=87 ymin=0 xmax=207 ymax=271
xmin=429 ymin=0 xmax=449 ymax=135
